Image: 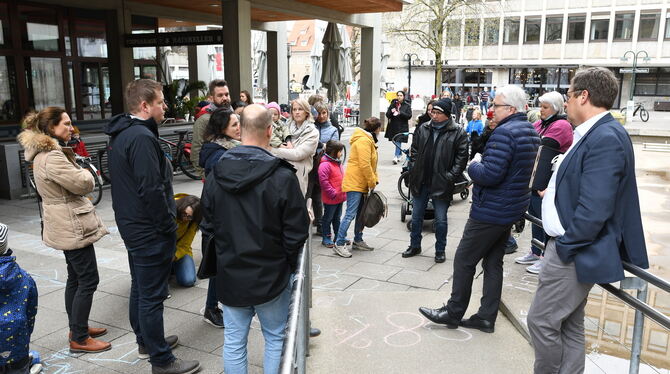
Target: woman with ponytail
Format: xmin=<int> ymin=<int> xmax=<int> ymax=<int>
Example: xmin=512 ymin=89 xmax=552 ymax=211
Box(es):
xmin=17 ymin=107 xmax=110 ymax=354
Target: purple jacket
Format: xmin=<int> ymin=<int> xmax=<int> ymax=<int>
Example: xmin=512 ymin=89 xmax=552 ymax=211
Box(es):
xmin=533 ymin=118 xmax=573 ymax=153
xmin=318 ymin=155 xmax=346 ymax=205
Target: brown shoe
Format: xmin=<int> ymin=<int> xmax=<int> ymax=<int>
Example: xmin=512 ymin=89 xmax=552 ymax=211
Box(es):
xmin=68 ymin=327 xmax=108 ymax=341
xmin=69 ymin=337 xmax=112 ymax=354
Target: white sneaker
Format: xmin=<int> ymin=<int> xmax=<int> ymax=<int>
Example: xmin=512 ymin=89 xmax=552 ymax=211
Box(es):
xmin=515 ymin=251 xmax=540 ymax=265
xmin=526 ymin=258 xmax=544 ymax=274
xmin=392 ymin=157 xmax=398 ymax=165
xmin=333 ymin=243 xmax=352 ymax=258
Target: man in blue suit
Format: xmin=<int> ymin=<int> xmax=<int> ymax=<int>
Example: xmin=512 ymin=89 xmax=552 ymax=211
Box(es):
xmin=527 ymin=67 xmax=649 ymax=373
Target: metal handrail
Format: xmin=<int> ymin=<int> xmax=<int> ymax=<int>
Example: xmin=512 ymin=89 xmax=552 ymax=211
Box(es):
xmin=279 ymin=235 xmax=311 ymax=374
xmin=523 ymin=212 xmax=670 ymax=374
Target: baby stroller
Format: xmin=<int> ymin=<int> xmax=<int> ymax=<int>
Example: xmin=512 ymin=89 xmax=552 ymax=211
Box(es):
xmin=393 ymin=133 xmax=472 ymax=231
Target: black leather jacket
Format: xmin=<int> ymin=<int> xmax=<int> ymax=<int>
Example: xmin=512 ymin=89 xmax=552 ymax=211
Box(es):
xmin=408 ymin=119 xmax=469 ymax=200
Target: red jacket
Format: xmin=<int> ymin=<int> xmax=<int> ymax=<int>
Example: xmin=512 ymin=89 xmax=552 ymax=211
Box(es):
xmin=318 ymin=155 xmax=346 ymax=205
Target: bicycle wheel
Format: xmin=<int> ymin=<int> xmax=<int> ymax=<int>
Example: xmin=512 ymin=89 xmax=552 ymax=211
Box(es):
xmin=84 ymin=167 xmax=103 ymax=205
xmin=177 ymin=149 xmax=200 ymax=180
xmin=640 ymin=108 xmax=649 ymax=122
xmin=397 ymin=170 xmax=410 ymax=201
xmin=97 ymin=149 xmax=111 ymax=184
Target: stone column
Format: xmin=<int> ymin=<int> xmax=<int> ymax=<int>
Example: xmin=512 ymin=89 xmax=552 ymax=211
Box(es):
xmin=222 ymin=0 xmax=252 ymax=99
xmin=266 ymin=22 xmax=289 ymax=104
xmin=359 ymin=14 xmax=381 ymax=122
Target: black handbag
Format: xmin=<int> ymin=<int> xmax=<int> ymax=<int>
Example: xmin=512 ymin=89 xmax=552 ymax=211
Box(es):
xmin=197 ymin=232 xmax=217 ymax=279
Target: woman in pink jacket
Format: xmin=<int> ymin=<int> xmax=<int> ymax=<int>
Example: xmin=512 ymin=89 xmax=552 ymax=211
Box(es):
xmin=318 ymin=140 xmax=346 ymax=248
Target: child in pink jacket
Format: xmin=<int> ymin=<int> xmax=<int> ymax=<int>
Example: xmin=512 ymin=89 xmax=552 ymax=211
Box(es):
xmin=318 ymin=140 xmax=346 ymax=247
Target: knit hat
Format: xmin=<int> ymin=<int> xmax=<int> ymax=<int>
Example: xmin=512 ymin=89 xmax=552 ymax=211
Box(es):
xmin=265 ymin=102 xmax=281 ymax=114
xmin=487 ymin=109 xmax=494 ymax=119
xmin=432 ymin=98 xmax=452 ymax=115
xmin=0 ymin=223 xmax=8 ymax=255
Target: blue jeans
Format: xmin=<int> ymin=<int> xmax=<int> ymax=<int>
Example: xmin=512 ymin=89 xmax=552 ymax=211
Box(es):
xmin=410 ymin=185 xmax=450 ymax=253
xmin=528 ymin=193 xmax=546 ymax=256
xmin=127 ymin=234 xmax=176 ymax=366
xmin=480 ymin=101 xmax=488 ymax=113
xmin=394 ymin=144 xmax=402 ymax=158
xmin=222 ymin=277 xmax=293 ymax=374
xmin=335 ymin=192 xmax=364 ymax=245
xmin=322 ymin=203 xmax=342 ymax=242
xmin=173 ymin=255 xmax=196 ymax=287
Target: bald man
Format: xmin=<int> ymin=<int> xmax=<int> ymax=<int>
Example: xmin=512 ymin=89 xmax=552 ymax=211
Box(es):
xmin=201 ymin=104 xmax=309 ymax=373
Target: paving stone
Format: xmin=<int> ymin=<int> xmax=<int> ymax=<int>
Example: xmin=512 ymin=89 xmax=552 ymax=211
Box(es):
xmin=387 ymin=265 xmax=453 ymax=290
xmin=384 ymin=252 xmax=438 ymax=271
xmin=342 ymin=261 xmax=402 ymax=282
xmin=345 ymin=278 xmax=410 ymax=292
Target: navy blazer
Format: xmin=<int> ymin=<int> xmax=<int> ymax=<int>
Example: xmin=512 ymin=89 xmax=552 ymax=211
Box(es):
xmin=554 ymin=113 xmax=648 ymax=284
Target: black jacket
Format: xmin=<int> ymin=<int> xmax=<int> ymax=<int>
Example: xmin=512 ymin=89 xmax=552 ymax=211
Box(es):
xmin=201 ymin=145 xmax=309 ymax=307
xmin=104 ymin=114 xmax=176 ymax=251
xmin=409 ymin=119 xmax=469 ymax=200
xmin=385 ymin=99 xmax=412 ymax=141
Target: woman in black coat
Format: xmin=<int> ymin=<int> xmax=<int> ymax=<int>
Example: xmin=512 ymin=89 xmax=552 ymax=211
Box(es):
xmin=385 ymin=91 xmax=412 ymax=164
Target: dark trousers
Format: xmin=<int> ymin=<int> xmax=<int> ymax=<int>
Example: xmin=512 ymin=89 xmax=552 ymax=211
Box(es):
xmin=529 ymin=193 xmax=546 ymax=256
xmin=306 ymin=176 xmax=323 ymax=225
xmin=63 ymin=244 xmax=100 ymax=343
xmin=206 ymin=278 xmax=218 ymax=309
xmin=127 ymin=236 xmax=175 ymax=366
xmin=321 ymin=203 xmax=342 ymax=240
xmin=447 ymin=218 xmax=512 ymax=323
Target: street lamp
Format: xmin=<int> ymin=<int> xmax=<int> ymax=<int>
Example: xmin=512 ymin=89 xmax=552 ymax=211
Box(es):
xmin=621 ymin=50 xmax=651 ymax=102
xmin=404 ymin=53 xmax=419 ymax=98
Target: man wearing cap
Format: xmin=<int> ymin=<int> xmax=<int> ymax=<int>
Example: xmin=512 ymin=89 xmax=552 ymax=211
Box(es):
xmin=402 ymin=98 xmax=469 ymax=263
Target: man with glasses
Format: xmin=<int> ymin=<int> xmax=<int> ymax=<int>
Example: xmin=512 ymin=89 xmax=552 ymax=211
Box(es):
xmin=419 ymin=85 xmax=540 ymax=334
xmin=402 ymin=98 xmax=469 ymax=263
xmin=527 ymin=67 xmax=649 ymax=373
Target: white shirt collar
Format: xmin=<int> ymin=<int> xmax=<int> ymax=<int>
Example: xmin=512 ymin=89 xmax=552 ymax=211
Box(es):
xmin=573 ymin=110 xmax=608 ymax=142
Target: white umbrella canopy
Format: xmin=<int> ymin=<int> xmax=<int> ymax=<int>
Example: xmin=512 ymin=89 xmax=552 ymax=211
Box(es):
xmin=338 ymin=24 xmax=353 ymax=89
xmin=321 ymin=22 xmax=342 ymax=103
xmin=307 ymin=21 xmax=326 ymax=90
xmin=254 ymin=32 xmax=268 ymax=91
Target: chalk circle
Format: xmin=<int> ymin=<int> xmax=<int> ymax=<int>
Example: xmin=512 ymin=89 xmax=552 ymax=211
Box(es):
xmin=423 ymin=323 xmax=473 ymax=342
xmin=315 ymin=295 xmax=336 ymax=307
xmin=383 ymin=312 xmax=425 ymax=348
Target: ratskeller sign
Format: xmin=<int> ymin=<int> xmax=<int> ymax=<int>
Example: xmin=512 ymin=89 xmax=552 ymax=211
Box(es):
xmin=125 ymin=30 xmax=224 ymax=47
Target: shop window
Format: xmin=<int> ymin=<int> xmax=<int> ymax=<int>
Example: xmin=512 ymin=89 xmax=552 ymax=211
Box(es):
xmin=26 ymin=57 xmax=65 ymax=110
xmin=658 ymin=68 xmax=670 ymax=96
xmin=638 ymin=13 xmax=660 ymax=40
xmin=666 ymin=14 xmax=670 ymax=39
xmin=445 ymin=20 xmax=461 ymax=46
xmin=0 ymin=57 xmax=18 ymax=121
xmin=545 ymin=16 xmax=563 ymax=43
xmin=464 ymin=19 xmax=480 ymax=46
xmin=503 ymin=18 xmax=520 ymax=44
xmin=0 ymin=3 xmax=9 ymax=48
xmin=73 ymin=15 xmax=108 ymax=58
xmin=483 ymin=18 xmax=499 ymax=45
xmin=636 ymin=68 xmax=670 ymax=96
xmin=524 ymin=18 xmax=541 ymax=43
xmin=132 ymin=15 xmax=157 ymax=61
xmin=20 ymin=5 xmax=60 ymax=51
xmin=567 ymin=16 xmax=585 ymax=41
xmin=590 ymin=17 xmax=609 ymax=41
xmin=614 ymin=13 xmax=634 ymax=40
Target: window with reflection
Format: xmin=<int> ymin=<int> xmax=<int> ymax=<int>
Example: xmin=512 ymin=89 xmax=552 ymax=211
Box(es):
xmin=568 ymin=16 xmax=585 ymax=41
xmin=590 ymin=17 xmax=609 ymax=41
xmin=72 ymin=14 xmax=108 ymax=58
xmin=614 ymin=13 xmax=634 ymax=40
xmin=464 ymin=19 xmax=480 ymax=46
xmin=635 ymin=68 xmax=670 ymax=96
xmin=503 ymin=18 xmax=520 ymax=44
xmin=26 ymin=57 xmax=65 ymax=110
xmin=483 ymin=18 xmax=499 ymax=45
xmin=20 ymin=5 xmax=60 ymax=51
xmin=445 ymin=20 xmax=461 ymax=46
xmin=666 ymin=14 xmax=670 ymax=39
xmin=545 ymin=16 xmax=563 ymax=43
xmin=0 ymin=2 xmax=9 ymax=48
xmin=638 ymin=13 xmax=660 ymax=40
xmin=0 ymin=57 xmax=18 ymax=121
xmin=524 ymin=18 xmax=541 ymax=43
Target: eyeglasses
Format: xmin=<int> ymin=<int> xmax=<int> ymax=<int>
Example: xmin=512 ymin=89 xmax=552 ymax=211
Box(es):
xmin=491 ymin=103 xmax=512 ymax=109
xmin=566 ymin=89 xmax=583 ymax=99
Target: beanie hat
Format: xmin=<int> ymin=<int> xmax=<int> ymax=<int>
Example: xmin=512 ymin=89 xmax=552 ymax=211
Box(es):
xmin=432 ymin=99 xmax=453 ymax=115
xmin=0 ymin=223 xmax=8 ymax=255
xmin=265 ymin=102 xmax=281 ymax=114
xmin=486 ymin=109 xmax=494 ymax=119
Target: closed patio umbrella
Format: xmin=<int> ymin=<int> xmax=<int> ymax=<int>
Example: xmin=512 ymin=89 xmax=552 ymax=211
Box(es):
xmin=321 ymin=22 xmax=342 ymax=103
xmin=307 ymin=21 xmax=326 ymax=90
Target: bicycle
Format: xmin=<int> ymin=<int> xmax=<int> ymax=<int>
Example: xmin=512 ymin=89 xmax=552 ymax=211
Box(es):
xmin=158 ymin=130 xmax=199 ymax=180
xmin=620 ymin=102 xmax=649 ymax=122
xmin=26 ymin=155 xmax=103 ymax=206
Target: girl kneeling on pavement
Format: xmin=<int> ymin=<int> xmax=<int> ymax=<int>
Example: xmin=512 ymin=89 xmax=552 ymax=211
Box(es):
xmin=18 ymin=107 xmax=111 ymax=354
xmin=318 ymin=140 xmax=346 ymax=248
xmin=333 ymin=117 xmax=380 ymax=257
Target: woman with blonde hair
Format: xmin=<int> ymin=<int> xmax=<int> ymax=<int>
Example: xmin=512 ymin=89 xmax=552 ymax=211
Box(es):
xmin=271 ymin=98 xmax=319 ymax=195
xmin=18 ymin=107 xmax=110 ymax=354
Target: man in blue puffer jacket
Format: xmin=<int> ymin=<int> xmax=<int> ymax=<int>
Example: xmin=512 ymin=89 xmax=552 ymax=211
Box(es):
xmin=419 ymin=85 xmax=540 ymax=333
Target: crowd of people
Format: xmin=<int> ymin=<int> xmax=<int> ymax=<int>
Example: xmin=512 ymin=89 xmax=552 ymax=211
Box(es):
xmin=2 ymin=66 xmax=650 ymax=374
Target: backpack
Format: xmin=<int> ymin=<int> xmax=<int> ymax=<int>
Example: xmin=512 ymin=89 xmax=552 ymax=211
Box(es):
xmin=360 ymin=189 xmax=387 ymax=228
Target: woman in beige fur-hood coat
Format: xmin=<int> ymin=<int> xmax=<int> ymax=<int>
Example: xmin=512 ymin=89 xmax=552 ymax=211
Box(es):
xmin=17 ymin=113 xmax=108 ymax=251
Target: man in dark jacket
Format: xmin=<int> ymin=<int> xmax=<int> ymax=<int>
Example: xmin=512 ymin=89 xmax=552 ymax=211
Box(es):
xmin=528 ymin=68 xmax=648 ymax=373
xmin=104 ymin=79 xmax=199 ymax=374
xmin=419 ymin=85 xmax=540 ymax=333
xmin=201 ymin=104 xmax=309 ymax=374
xmin=402 ymin=99 xmax=469 ymax=263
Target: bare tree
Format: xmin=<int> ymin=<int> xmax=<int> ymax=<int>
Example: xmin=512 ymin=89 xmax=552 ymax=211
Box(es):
xmin=388 ymin=0 xmax=500 ymax=95
xmin=350 ymin=27 xmax=361 ymax=84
